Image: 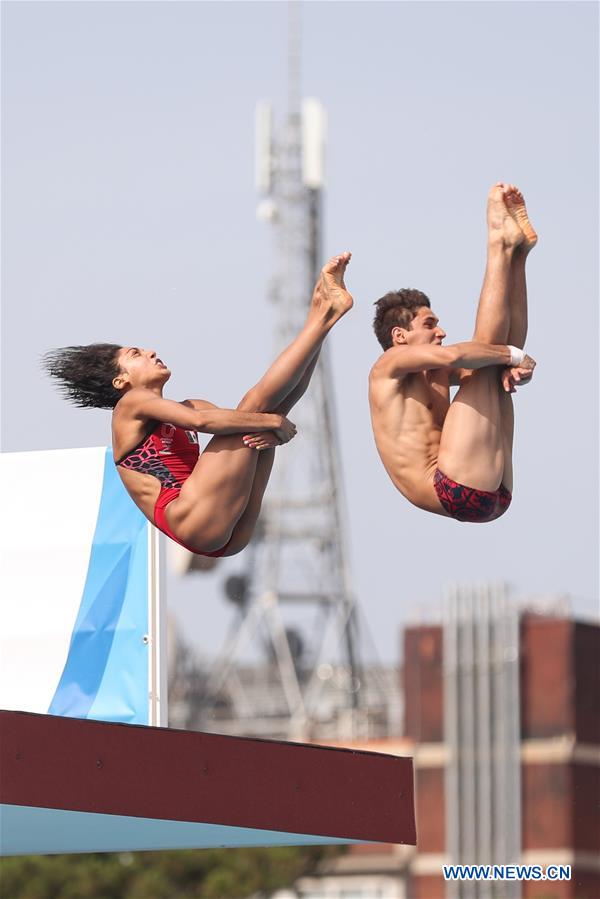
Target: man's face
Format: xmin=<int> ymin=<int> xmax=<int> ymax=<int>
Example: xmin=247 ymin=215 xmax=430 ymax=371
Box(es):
xmin=114 ymin=346 xmax=171 ymax=391
xmin=402 ymin=307 xmax=446 ymax=345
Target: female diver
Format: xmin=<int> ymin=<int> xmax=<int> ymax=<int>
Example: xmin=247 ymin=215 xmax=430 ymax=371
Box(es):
xmin=44 ymin=253 xmax=353 ymax=556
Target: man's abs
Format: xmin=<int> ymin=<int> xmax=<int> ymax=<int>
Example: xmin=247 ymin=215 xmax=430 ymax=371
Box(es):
xmin=369 ymin=374 xmax=449 ymax=514
xmin=373 ymin=425 xmax=446 ymax=512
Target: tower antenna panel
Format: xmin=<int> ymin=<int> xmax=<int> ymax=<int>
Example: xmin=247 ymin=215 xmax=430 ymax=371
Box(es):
xmin=302 ymin=98 xmax=326 ymax=189
xmin=255 ymin=101 xmax=273 ymax=194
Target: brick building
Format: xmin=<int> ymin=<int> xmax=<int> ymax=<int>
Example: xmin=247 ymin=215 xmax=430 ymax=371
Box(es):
xmin=286 ymin=607 xmax=599 ymax=899
xmin=405 ymin=612 xmax=600 ymax=899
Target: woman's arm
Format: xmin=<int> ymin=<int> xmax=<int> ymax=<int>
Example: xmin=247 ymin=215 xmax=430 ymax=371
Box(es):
xmin=181 ymin=398 xmax=218 ymax=411
xmin=119 ymin=389 xmax=295 ymax=440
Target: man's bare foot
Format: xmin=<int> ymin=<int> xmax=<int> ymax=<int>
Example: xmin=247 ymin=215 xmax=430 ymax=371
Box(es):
xmin=310 ymin=252 xmax=354 ymax=322
xmin=487 ymin=182 xmax=523 ymax=249
xmin=503 ymin=184 xmax=538 ymax=251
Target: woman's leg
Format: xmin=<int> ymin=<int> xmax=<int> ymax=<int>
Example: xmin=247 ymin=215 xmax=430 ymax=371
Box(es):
xmin=168 ymin=255 xmax=352 ymax=552
xmin=236 ymin=253 xmax=352 ymax=413
xmin=213 ymin=353 xmax=322 ymax=556
xmin=437 ymin=185 xmax=522 ymax=491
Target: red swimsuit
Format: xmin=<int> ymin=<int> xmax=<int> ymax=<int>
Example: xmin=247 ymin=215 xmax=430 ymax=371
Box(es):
xmin=116 ymin=422 xmax=230 ymax=556
xmin=433 ymin=468 xmax=512 ymax=523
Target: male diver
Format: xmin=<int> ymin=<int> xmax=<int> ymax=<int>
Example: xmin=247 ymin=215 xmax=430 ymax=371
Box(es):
xmin=369 ymin=184 xmax=537 ymax=523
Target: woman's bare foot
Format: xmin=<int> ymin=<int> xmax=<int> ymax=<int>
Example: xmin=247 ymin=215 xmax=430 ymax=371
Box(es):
xmin=242 ymin=431 xmax=281 ymax=450
xmin=503 ymin=184 xmax=538 ymax=251
xmin=487 ymin=182 xmax=523 ymax=249
xmin=309 ymin=252 xmax=354 ymax=323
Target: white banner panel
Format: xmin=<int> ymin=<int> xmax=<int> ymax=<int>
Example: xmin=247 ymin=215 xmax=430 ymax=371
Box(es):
xmin=0 ymin=447 xmax=165 ymax=725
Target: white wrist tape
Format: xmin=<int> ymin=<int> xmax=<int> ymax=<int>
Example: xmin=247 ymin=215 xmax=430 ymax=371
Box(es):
xmin=508 ymin=345 xmax=525 ymax=367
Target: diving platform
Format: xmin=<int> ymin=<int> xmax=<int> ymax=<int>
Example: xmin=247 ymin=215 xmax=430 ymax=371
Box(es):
xmin=0 ymin=710 xmax=416 ymax=855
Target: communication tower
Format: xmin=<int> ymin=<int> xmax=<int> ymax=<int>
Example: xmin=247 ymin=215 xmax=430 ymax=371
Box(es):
xmin=199 ymin=7 xmax=387 ymax=742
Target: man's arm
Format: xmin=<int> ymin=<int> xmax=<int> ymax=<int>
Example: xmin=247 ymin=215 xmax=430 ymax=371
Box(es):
xmin=373 ymin=342 xmax=530 ymax=379
xmin=119 ymin=390 xmax=296 ymax=442
xmin=450 ymin=360 xmax=536 ymax=392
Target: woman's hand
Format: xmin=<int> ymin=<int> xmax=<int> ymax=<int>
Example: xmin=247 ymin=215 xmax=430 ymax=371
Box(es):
xmin=273 ymin=415 xmax=297 ymax=444
xmin=242 ymin=415 xmax=297 ymax=450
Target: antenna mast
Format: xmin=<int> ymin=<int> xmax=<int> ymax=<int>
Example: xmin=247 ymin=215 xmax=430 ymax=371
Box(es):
xmin=200 ymin=4 xmax=383 ymax=742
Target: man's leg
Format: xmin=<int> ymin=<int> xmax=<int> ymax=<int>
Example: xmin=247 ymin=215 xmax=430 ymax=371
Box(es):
xmin=437 ymin=185 xmax=522 ymax=491
xmin=504 ymin=185 xmax=537 ymax=349
xmin=170 ymin=255 xmax=352 ymax=552
xmin=498 ymin=192 xmax=536 ymax=492
xmin=488 ymin=187 xmax=536 ymax=493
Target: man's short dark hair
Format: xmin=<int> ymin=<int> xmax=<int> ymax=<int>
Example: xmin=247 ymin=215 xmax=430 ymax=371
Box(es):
xmin=372 ymin=289 xmax=432 ymax=350
xmin=43 ymin=343 xmax=123 ymax=409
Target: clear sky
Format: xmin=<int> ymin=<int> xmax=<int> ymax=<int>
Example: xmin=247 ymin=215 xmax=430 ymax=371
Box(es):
xmin=2 ymin=1 xmax=598 ymax=663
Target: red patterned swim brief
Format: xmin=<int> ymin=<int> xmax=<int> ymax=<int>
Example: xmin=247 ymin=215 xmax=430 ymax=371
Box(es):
xmin=433 ymin=468 xmax=512 ymax=523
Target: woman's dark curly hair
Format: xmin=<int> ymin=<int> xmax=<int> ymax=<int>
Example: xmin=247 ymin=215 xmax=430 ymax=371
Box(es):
xmin=372 ymin=289 xmax=431 ymax=350
xmin=43 ymin=343 xmax=124 ymax=409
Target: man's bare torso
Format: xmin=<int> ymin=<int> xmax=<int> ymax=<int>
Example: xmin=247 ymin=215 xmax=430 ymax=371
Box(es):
xmin=369 ymin=356 xmax=451 ymax=514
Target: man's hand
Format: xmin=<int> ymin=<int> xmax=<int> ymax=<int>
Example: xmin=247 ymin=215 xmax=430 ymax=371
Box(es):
xmin=502 ymin=354 xmax=536 ymax=393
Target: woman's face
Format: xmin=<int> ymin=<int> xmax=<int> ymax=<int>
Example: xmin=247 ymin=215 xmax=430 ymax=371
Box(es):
xmin=113 ymin=346 xmax=171 ymax=391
